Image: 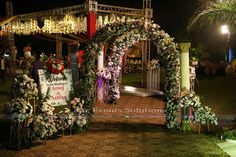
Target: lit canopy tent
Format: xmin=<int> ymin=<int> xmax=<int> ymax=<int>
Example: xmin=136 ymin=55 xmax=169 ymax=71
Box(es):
xmin=0 ymin=1 xmax=146 ymax=36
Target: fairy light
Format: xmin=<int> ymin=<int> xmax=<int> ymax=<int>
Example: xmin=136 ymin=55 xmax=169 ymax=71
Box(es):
xmin=0 ymin=14 xmax=138 ymax=36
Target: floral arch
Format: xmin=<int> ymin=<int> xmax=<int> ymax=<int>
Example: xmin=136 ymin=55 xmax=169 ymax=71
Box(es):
xmin=79 ymin=20 xmax=181 ymax=124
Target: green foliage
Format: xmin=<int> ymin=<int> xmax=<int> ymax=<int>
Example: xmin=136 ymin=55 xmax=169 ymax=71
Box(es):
xmin=188 ymin=0 xmax=236 ymax=33
xmin=166 ymin=98 xmax=180 ymax=129
xmin=223 ymin=128 xmax=236 ymax=140
xmin=189 ymin=44 xmax=204 ymax=61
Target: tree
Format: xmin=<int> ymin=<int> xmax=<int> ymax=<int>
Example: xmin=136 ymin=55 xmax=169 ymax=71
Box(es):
xmin=188 ymin=0 xmax=236 ymax=33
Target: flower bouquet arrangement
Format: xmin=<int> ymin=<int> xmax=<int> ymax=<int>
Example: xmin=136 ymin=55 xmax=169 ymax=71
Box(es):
xmin=166 ymin=90 xmax=218 ymax=131
xmin=40 ymin=99 xmax=55 ymax=116
xmin=4 ymin=98 xmax=33 ymax=124
xmin=34 ymin=114 xmax=57 ymax=139
xmin=179 ymin=91 xmax=217 ymax=133
xmin=194 ymin=106 xmax=218 ymax=126
xmin=47 ymin=57 xmax=64 ymax=74
xmin=55 ymin=108 xmax=75 ymax=132
xmin=10 ymin=74 xmax=38 ymax=99
xmin=34 ymin=99 xmax=57 ymax=139
xmin=147 ymin=59 xmax=160 ymax=70
xmin=179 ymin=91 xmax=217 ymax=125
xmin=70 ymin=97 xmax=89 ymax=128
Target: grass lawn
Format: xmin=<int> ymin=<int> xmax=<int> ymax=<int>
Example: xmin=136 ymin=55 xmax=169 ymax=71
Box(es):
xmin=0 ymin=123 xmax=229 ymax=157
xmin=122 ymin=72 xmax=144 ymax=87
xmin=122 ymin=69 xmax=166 ymax=89
xmin=195 ymin=75 xmax=236 ymax=115
xmin=0 ymin=77 xmax=14 ymax=113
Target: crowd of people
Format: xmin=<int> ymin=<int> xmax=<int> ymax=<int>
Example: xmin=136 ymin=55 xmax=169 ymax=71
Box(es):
xmin=0 ymin=43 xmax=71 ymax=85
xmin=196 ymin=60 xmax=236 ymax=76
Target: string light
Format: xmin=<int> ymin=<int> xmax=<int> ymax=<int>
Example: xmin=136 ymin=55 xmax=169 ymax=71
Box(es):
xmin=0 ymin=14 xmax=138 ymax=35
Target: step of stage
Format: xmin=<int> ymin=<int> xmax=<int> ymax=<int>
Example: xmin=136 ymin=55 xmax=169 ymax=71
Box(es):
xmin=120 ymin=85 xmax=164 ymax=97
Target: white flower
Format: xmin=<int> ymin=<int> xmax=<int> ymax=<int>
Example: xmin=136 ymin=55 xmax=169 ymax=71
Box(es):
xmin=64 ymin=108 xmax=70 ymax=113
xmin=75 ymin=98 xmax=80 ymax=103
xmin=22 ymin=74 xmax=28 ymax=80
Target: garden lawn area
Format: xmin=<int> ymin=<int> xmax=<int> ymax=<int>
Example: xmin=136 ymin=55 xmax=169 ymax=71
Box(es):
xmin=0 ymin=77 xmax=14 ymax=113
xmin=122 ymin=68 xmax=166 ymax=89
xmin=122 ymin=72 xmax=144 ymax=87
xmin=195 ymin=76 xmax=236 ymax=115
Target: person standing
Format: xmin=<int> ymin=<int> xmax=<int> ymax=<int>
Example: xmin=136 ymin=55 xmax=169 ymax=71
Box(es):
xmin=0 ymin=54 xmax=6 ymax=82
xmin=11 ymin=46 xmax=18 ymax=73
xmin=23 ymin=44 xmax=32 ymax=59
xmin=68 ymin=43 xmax=79 ymax=92
xmin=31 ymin=54 xmax=44 ymax=86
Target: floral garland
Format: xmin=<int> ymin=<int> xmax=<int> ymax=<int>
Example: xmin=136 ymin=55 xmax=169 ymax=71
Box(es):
xmin=80 ymin=20 xmax=180 ymax=128
xmin=47 ymin=58 xmax=65 ymax=74
xmin=10 ymin=74 xmax=38 ymax=98
xmin=166 ymin=91 xmax=218 ymax=129
xmin=147 ymin=59 xmax=160 ymax=70
xmin=106 ymin=56 xmax=121 ymax=102
xmin=96 ymin=67 xmax=111 ymax=80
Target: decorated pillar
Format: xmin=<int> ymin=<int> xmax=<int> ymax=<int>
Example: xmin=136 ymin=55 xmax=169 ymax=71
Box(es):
xmin=179 ymin=42 xmax=191 ymax=90
xmin=86 ymin=0 xmax=97 ymax=39
xmin=85 ymin=1 xmax=103 ymax=100
xmin=68 ymin=43 xmax=79 ymax=92
xmin=87 ymin=12 xmax=96 ymax=38
xmin=97 ymin=46 xmax=104 ymax=100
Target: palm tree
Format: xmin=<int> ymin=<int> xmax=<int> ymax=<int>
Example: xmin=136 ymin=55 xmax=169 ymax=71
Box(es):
xmin=188 ymin=0 xmax=236 ymax=33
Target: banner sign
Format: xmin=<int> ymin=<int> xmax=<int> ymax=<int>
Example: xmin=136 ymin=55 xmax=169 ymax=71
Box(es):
xmin=38 ymin=69 xmax=74 ymax=106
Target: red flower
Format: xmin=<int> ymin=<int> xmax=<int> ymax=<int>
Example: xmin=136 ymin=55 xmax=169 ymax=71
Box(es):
xmin=47 ymin=59 xmax=64 ymax=74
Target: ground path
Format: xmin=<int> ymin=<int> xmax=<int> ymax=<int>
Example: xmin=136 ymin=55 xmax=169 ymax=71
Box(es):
xmin=92 ymin=95 xmax=166 ymax=124
xmin=0 ymin=95 xmax=227 ymax=157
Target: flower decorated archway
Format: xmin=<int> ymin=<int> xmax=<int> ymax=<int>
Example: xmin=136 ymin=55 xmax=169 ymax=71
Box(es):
xmin=79 ymin=20 xmax=181 ymax=123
